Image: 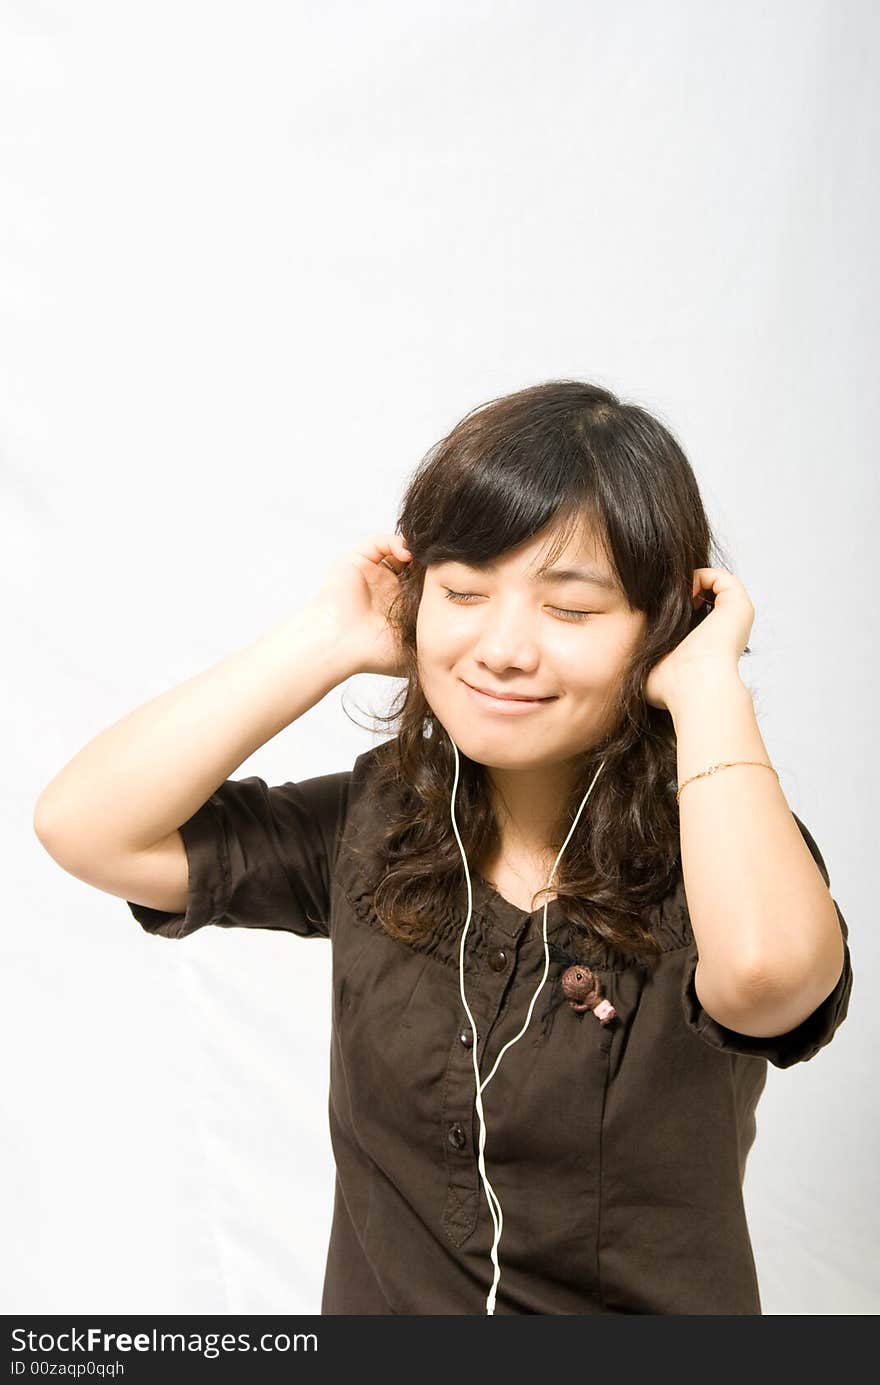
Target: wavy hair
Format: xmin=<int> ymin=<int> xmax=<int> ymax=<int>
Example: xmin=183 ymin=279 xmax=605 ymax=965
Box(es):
xmin=346 ymin=379 xmax=742 ymax=963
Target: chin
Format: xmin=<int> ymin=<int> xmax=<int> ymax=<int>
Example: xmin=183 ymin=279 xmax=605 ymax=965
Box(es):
xmin=439 ymin=728 xmax=557 ymax=770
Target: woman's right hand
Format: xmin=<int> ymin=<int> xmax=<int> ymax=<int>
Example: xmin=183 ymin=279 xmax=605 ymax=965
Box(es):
xmin=309 ymin=531 xmax=415 ymax=677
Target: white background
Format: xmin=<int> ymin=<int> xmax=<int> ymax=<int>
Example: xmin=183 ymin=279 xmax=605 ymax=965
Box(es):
xmin=5 ymin=0 xmax=877 ymax=1315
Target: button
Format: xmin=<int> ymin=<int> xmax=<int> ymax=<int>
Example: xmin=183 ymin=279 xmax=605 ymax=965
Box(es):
xmin=447 ymin=1121 xmax=467 ymax=1151
xmin=489 ymin=947 xmax=509 ymax=972
xmin=459 ymin=1028 xmax=473 ymax=1048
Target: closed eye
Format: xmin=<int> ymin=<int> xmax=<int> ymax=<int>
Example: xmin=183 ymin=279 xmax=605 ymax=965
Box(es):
xmin=442 ymin=588 xmax=594 ymax=622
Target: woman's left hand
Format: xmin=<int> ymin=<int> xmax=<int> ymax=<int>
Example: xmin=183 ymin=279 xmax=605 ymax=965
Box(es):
xmin=644 ymin=567 xmax=755 ymax=712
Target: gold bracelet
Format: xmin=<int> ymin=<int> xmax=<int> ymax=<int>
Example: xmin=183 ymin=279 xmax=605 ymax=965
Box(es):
xmin=675 ymin=759 xmax=778 ymax=805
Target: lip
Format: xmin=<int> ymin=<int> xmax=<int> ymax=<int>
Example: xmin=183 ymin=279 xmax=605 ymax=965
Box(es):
xmin=461 ymin=679 xmax=557 ymax=714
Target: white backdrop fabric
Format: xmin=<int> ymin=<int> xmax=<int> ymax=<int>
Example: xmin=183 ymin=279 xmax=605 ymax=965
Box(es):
xmin=4 ymin=0 xmax=877 ymax=1315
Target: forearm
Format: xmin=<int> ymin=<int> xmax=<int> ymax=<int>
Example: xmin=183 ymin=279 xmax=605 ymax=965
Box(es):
xmin=33 ymin=602 xmax=361 ymax=861
xmin=669 ymin=667 xmax=844 ymax=998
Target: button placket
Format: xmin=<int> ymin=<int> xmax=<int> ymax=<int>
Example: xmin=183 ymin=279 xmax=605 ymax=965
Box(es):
xmin=440 ymin=910 xmax=531 ymax=1247
xmin=466 ymin=917 xmax=525 ymax=1074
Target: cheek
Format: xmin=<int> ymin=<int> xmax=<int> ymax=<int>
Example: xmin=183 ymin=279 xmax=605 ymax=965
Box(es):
xmin=416 ymin=602 xmax=467 ymax=662
xmin=555 ymin=636 xmax=622 ymax=693
xmin=414 ymin=610 xmax=438 ymax=667
xmin=414 ymin=614 xmax=449 ymax=687
xmin=414 ymin=606 xmax=440 ymax=663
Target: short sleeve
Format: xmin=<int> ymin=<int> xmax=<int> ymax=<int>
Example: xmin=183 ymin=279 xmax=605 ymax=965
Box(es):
xmin=126 ymin=770 xmax=351 ymax=941
xmin=681 ymin=811 xmax=853 ymax=1069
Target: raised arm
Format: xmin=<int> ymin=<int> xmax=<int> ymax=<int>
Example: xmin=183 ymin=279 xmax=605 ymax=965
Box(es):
xmin=33 ymin=531 xmax=413 ymax=902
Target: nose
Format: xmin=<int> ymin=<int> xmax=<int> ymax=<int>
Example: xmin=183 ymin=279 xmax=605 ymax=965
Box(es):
xmin=469 ymin=600 xmax=542 ymax=674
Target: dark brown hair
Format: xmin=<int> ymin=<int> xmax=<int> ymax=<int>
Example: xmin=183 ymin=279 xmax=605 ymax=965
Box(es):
xmin=347 ymin=379 xmax=740 ymax=963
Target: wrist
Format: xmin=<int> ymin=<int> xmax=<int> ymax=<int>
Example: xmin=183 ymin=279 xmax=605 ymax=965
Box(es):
xmin=272 ymin=603 xmax=365 ymax=686
xmin=666 ymin=661 xmax=751 ymax=725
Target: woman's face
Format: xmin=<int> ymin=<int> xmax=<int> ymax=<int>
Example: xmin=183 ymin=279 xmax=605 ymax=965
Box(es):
xmin=415 ymin=522 xmax=647 ymax=770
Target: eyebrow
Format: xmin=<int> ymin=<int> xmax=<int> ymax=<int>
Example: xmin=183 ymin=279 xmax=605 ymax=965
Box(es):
xmin=450 ymin=558 xmax=619 ymax=593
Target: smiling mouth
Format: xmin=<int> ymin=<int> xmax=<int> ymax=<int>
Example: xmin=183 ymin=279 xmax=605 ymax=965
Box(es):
xmin=461 ymin=679 xmax=557 ymax=708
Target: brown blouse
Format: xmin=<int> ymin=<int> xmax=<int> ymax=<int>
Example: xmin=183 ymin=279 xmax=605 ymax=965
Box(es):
xmin=126 ymin=737 xmax=853 ymax=1315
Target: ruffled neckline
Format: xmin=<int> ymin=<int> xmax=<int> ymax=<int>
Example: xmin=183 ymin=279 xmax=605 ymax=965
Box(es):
xmin=335 ymin=737 xmax=693 ymax=974
xmin=337 ymin=830 xmax=692 ymax=975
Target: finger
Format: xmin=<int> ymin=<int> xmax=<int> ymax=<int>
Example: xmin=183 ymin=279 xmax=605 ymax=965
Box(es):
xmin=360 ymin=534 xmax=393 ymax=562
xmin=384 ymin=535 xmax=414 ymax=572
xmin=692 ymin=568 xmax=723 ymax=603
xmin=379 ymin=542 xmax=413 ymax=576
xmin=359 ymin=533 xmax=413 ymax=565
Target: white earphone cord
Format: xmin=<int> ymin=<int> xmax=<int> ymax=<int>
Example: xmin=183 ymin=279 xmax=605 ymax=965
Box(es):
xmin=449 ymin=737 xmax=607 ymax=1315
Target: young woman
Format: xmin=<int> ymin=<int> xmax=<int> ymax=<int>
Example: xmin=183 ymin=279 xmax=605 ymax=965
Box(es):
xmin=34 ymin=379 xmax=852 ymax=1315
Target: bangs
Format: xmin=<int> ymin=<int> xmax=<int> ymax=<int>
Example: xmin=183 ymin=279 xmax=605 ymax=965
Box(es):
xmin=411 ymin=428 xmax=609 ymax=573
